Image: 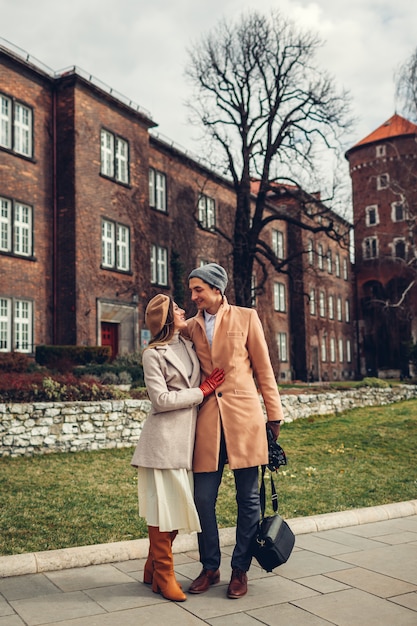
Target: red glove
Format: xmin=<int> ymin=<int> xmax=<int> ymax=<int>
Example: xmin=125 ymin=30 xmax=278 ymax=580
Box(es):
xmin=266 ymin=420 xmax=282 ymax=441
xmin=199 ymin=368 xmax=225 ymax=397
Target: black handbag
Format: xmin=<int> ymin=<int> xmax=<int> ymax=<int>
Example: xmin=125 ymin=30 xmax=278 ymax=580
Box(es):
xmin=251 ymin=465 xmax=295 ymax=572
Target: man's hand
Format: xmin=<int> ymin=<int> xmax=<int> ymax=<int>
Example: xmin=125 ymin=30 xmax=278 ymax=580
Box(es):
xmin=199 ymin=368 xmax=225 ymax=397
xmin=266 ymin=420 xmax=281 ymax=441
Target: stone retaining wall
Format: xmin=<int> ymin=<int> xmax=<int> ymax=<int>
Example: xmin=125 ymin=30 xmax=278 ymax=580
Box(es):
xmin=1 ymin=385 xmax=417 ymax=457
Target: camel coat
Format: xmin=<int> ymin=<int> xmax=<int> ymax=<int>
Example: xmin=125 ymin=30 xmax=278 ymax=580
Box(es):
xmin=131 ymin=337 xmax=203 ymax=470
xmin=185 ymin=297 xmax=284 ymax=472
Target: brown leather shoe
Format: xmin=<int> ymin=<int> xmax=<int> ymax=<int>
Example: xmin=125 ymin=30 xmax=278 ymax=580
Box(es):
xmin=227 ymin=567 xmax=248 ymax=598
xmin=188 ymin=568 xmax=220 ymax=594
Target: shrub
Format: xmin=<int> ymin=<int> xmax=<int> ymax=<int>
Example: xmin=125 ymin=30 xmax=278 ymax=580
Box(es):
xmin=0 ymin=372 xmax=120 ymax=403
xmin=0 ymin=352 xmax=31 ymax=373
xmin=362 ymin=377 xmax=390 ymax=388
xmin=35 ymin=345 xmax=111 ymax=371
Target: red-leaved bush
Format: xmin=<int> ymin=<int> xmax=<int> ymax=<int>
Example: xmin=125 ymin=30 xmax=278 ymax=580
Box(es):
xmin=0 ymin=373 xmax=118 ymax=403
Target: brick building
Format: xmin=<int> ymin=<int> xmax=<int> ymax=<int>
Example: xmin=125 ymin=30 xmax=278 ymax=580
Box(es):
xmin=1 ymin=41 xmax=356 ymax=381
xmin=346 ymin=114 xmax=417 ymax=377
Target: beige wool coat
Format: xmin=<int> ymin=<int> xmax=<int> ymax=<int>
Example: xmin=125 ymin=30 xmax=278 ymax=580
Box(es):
xmin=184 ymin=297 xmax=285 ymax=472
xmin=130 ymin=337 xmax=203 ymax=470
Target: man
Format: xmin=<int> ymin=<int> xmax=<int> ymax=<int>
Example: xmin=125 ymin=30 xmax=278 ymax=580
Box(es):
xmin=184 ymin=263 xmax=285 ymax=599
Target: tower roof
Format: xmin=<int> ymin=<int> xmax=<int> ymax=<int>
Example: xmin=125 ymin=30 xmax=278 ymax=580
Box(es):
xmin=349 ymin=114 xmax=417 ymax=152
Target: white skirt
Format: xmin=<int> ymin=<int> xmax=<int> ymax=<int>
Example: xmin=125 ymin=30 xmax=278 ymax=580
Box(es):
xmin=137 ymin=467 xmax=201 ymax=534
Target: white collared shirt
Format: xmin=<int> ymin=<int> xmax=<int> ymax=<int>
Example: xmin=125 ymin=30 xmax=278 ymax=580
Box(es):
xmin=203 ymin=310 xmax=216 ymax=347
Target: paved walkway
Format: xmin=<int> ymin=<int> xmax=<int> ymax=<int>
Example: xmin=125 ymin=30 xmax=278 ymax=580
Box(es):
xmin=1 ymin=502 xmax=417 ymax=625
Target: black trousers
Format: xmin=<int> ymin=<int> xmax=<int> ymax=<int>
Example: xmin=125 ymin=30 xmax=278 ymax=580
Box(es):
xmin=193 ymin=428 xmax=260 ymax=572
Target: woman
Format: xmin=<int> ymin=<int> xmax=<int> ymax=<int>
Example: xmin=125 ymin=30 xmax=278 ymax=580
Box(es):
xmin=131 ymin=294 xmax=224 ymax=602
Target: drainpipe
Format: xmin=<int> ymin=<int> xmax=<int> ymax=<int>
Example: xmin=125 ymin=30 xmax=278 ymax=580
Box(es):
xmin=52 ymin=83 xmax=57 ymax=344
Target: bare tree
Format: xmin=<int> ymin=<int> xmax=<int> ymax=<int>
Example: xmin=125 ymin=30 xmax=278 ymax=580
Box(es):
xmin=396 ymin=46 xmax=417 ymax=121
xmin=185 ymin=10 xmax=353 ymax=306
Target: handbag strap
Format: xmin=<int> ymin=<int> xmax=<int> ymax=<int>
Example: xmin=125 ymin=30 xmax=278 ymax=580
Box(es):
xmin=260 ymin=465 xmax=279 ymax=520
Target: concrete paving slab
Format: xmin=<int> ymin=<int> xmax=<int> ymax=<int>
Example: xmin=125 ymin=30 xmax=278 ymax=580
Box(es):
xmin=9 ymin=591 xmax=106 ymax=626
xmin=389 ymin=591 xmax=417 ymax=611
xmin=44 ymin=564 xmax=135 ymax=592
xmin=248 ymin=602 xmax=333 ymax=625
xmin=293 ymin=573 xmax=350 ymax=593
xmin=293 ymin=587 xmax=417 ymax=626
xmin=335 ymin=543 xmax=417 ymax=585
xmin=0 ymin=573 xmax=61 ymax=601
xmin=326 ymin=566 xmax=417 ymax=597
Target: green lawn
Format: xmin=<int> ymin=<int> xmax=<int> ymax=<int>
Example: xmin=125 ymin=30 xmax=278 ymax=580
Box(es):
xmin=1 ymin=399 xmax=416 ymax=556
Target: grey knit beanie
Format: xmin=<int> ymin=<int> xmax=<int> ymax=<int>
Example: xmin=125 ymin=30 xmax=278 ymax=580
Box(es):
xmin=188 ymin=263 xmax=228 ymax=295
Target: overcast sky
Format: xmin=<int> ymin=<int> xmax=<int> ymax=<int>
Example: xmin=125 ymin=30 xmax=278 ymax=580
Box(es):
xmin=1 ymin=0 xmax=416 ymax=162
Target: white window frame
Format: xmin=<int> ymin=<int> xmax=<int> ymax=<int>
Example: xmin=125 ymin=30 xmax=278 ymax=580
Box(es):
xmin=393 ymin=238 xmax=406 ymax=260
xmin=343 ymin=257 xmax=348 ymax=280
xmin=100 ymin=129 xmax=129 ymax=183
xmin=149 ymin=168 xmax=167 ymax=212
xmin=328 ymin=295 xmax=334 ymax=320
xmin=0 ymin=94 xmax=33 ymax=157
xmin=345 ymin=299 xmax=350 ymax=323
xmin=317 ymin=243 xmax=324 ymax=270
xmin=391 ymin=201 xmax=406 ymax=223
xmin=335 ymin=252 xmax=340 ymax=277
xmin=0 ymin=196 xmax=33 ymax=257
xmin=309 ymin=288 xmax=316 ymax=315
xmin=101 ymin=219 xmax=130 ymax=271
xmin=277 ymin=332 xmax=288 ymax=362
xmin=330 ymin=337 xmax=336 ymax=363
xmin=346 ymin=339 xmax=352 ymax=363
xmin=307 ymin=239 xmax=314 ymax=265
xmin=272 ymin=229 xmax=284 ymax=259
xmin=198 ymin=194 xmax=216 ymax=230
xmin=338 ymin=338 xmax=344 ymax=363
xmin=327 ymin=250 xmax=332 ymax=274
xmin=0 ymin=297 xmax=33 ymax=353
xmin=376 ymin=145 xmax=386 ymax=158
xmin=321 ymin=336 xmax=327 ymax=362
xmin=377 ymin=173 xmax=389 ymax=190
xmin=363 ymin=236 xmax=378 ymax=260
xmin=0 ymin=94 xmax=11 ymax=149
xmin=365 ymin=205 xmax=379 ymax=227
xmin=319 ymin=290 xmax=325 ymax=317
xmin=337 ymin=296 xmax=342 ymax=321
xmin=151 ymin=244 xmax=168 ymax=286
xmin=273 ymin=282 xmax=286 ymax=312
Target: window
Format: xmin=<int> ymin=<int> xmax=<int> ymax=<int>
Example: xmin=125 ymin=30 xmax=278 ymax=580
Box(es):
xmin=151 ymin=244 xmax=168 ymax=285
xmin=345 ymin=299 xmax=350 ymax=323
xmin=391 ymin=202 xmax=405 ymax=222
xmin=377 ymin=173 xmax=389 ymax=190
xmin=319 ymin=291 xmax=325 ymax=317
xmin=149 ymin=168 xmax=167 ymax=212
xmin=330 ymin=337 xmax=336 ymax=363
xmin=317 ymin=243 xmax=324 ymax=270
xmin=335 ymin=253 xmax=340 ymax=277
xmin=277 ymin=332 xmax=288 ymax=362
xmin=338 ymin=338 xmax=344 ymax=363
xmin=0 ymin=197 xmax=33 ymax=257
xmin=272 ymin=229 xmax=284 ymax=259
xmin=273 ymin=282 xmax=286 ymax=312
xmin=307 ymin=239 xmax=314 ymax=265
xmin=0 ymin=297 xmax=33 ymax=352
xmin=100 ymin=129 xmax=129 ymax=183
xmin=363 ymin=237 xmax=378 ymax=260
xmin=393 ymin=239 xmax=406 ymax=260
xmin=346 ymin=339 xmax=352 ymax=363
xmin=198 ymin=194 xmax=216 ymax=230
xmin=0 ymin=94 xmax=33 ymax=157
xmin=327 ymin=250 xmax=332 ymax=274
xmin=343 ymin=257 xmax=348 ymax=280
xmin=309 ymin=288 xmax=316 ymax=315
xmin=337 ymin=296 xmax=342 ymax=321
xmin=376 ymin=145 xmax=386 ymax=158
xmin=321 ymin=336 xmax=327 ymax=362
xmin=365 ymin=205 xmax=379 ymax=226
xmin=328 ymin=295 xmax=334 ymax=320
xmin=101 ymin=219 xmax=130 ymax=271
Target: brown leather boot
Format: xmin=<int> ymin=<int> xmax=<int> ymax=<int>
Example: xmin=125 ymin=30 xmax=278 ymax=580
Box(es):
xmin=143 ymin=545 xmax=153 ymax=585
xmin=143 ymin=530 xmax=178 ymax=585
xmin=148 ymin=526 xmax=186 ymax=602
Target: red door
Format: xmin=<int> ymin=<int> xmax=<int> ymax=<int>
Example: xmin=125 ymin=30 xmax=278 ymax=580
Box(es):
xmin=101 ymin=322 xmax=119 ymax=360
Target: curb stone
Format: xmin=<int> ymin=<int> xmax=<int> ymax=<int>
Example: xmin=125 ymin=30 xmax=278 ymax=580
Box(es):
xmin=2 ymin=499 xmax=417 ymax=578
